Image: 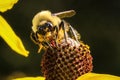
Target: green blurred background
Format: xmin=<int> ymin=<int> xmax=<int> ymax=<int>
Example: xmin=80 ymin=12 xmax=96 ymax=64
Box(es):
xmin=0 ymin=0 xmax=120 ymax=78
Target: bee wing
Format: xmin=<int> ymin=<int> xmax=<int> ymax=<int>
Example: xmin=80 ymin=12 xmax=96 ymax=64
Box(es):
xmin=54 ymin=10 xmax=76 ymax=18
xmin=66 ymin=22 xmax=81 ymax=41
xmin=62 ymin=20 xmax=81 ymax=42
xmin=73 ymin=27 xmax=81 ymax=41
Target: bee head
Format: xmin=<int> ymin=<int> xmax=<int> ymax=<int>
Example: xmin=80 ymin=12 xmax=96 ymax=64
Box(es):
xmin=32 ymin=10 xmax=61 ymax=34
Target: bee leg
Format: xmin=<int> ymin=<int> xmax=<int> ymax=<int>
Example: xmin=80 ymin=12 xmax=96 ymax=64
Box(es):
xmin=37 ymin=44 xmax=43 ymax=53
xmin=42 ymin=41 xmax=52 ymax=49
xmin=60 ymin=20 xmax=68 ymax=43
xmin=43 ymin=36 xmax=54 ymax=51
xmin=69 ymin=25 xmax=79 ymax=42
xmin=41 ymin=41 xmax=54 ymax=53
xmin=54 ymin=26 xmax=59 ymax=47
xmin=30 ymin=31 xmax=40 ymax=44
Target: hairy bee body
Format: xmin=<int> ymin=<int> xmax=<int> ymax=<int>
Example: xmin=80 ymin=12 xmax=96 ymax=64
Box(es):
xmin=31 ymin=10 xmax=80 ymax=53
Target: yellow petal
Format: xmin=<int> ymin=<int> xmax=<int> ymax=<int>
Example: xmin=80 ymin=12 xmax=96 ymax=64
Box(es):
xmin=0 ymin=0 xmax=18 ymax=12
xmin=13 ymin=76 xmax=45 ymax=80
xmin=77 ymin=73 xmax=120 ymax=80
xmin=0 ymin=15 xmax=29 ymax=57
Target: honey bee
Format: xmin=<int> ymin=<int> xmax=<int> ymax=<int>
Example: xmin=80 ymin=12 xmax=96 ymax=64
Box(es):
xmin=31 ymin=10 xmax=81 ymax=53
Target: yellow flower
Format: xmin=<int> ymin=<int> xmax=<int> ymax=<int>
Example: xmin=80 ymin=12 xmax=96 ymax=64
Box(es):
xmin=77 ymin=73 xmax=120 ymax=80
xmin=13 ymin=73 xmax=120 ymax=80
xmin=13 ymin=76 xmax=45 ymax=80
xmin=0 ymin=0 xmax=29 ymax=57
xmin=0 ymin=0 xmax=18 ymax=12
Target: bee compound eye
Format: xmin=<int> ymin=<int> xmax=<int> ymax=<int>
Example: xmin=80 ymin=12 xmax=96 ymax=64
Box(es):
xmin=37 ymin=26 xmax=46 ymax=35
xmin=37 ymin=22 xmax=54 ymax=35
xmin=37 ymin=25 xmax=43 ymax=31
xmin=46 ymin=22 xmax=53 ymax=27
xmin=45 ymin=22 xmax=54 ymax=31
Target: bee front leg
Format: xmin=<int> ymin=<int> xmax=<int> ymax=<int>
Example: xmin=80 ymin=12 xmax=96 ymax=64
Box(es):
xmin=42 ymin=36 xmax=54 ymax=52
xmin=30 ymin=31 xmax=40 ymax=44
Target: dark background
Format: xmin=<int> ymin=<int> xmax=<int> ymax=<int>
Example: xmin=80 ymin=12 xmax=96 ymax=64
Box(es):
xmin=0 ymin=0 xmax=120 ymax=79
